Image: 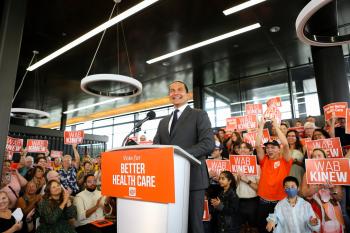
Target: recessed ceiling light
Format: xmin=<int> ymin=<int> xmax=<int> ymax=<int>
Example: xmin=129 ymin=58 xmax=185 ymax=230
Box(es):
xmin=270 ymin=26 xmax=280 ymax=33
xmin=223 ymin=0 xmax=267 ymax=16
xmin=161 ymin=61 xmax=170 ymax=67
xmin=27 ymin=0 xmax=159 ymax=71
xmin=146 ymin=23 xmax=261 ymax=64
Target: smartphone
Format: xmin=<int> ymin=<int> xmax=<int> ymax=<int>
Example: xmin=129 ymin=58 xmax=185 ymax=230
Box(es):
xmin=10 ymin=163 xmax=19 ymax=170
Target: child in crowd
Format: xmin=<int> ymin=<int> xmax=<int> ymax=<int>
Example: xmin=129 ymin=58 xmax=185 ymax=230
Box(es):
xmin=211 ymin=170 xmax=240 ymax=233
xmin=266 ymin=176 xmax=320 ymax=233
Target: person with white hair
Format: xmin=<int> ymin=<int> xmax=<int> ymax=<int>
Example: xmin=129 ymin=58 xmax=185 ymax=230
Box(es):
xmin=19 ymin=156 xmax=34 ymax=177
xmin=304 ymin=122 xmax=316 ymax=138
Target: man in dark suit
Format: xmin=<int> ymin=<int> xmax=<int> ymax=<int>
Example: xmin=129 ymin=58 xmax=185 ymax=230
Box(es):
xmin=153 ymin=81 xmax=214 ymax=233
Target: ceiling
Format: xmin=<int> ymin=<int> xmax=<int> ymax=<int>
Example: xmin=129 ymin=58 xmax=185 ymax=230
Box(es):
xmin=9 ymin=0 xmax=350 ymax=127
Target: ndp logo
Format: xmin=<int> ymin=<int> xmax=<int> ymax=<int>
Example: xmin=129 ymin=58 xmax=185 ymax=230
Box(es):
xmin=129 ymin=187 xmax=136 ymax=197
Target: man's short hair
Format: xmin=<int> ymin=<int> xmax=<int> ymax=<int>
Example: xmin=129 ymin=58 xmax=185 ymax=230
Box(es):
xmin=168 ymin=81 xmax=189 ymax=93
xmin=84 ymin=173 xmax=96 ymax=183
xmin=283 ymin=176 xmax=299 ymax=187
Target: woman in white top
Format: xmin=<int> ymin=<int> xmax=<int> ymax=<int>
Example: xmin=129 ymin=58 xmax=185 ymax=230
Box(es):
xmin=234 ymin=142 xmax=260 ymax=232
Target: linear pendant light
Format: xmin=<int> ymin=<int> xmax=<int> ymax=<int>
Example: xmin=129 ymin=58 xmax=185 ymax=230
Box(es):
xmin=146 ymin=23 xmax=261 ymax=64
xmin=223 ymin=0 xmax=266 ymax=16
xmin=27 ymin=0 xmax=159 ymax=71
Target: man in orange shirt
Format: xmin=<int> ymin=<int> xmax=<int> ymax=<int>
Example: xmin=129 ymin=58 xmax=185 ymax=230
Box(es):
xmin=255 ymin=118 xmax=292 ymax=233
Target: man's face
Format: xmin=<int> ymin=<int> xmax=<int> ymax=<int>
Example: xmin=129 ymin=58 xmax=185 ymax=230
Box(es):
xmin=265 ymin=144 xmax=280 ymax=159
xmin=25 ymin=158 xmax=33 ymax=168
xmin=85 ymin=176 xmax=97 ymax=190
xmin=168 ymin=82 xmax=189 ymax=108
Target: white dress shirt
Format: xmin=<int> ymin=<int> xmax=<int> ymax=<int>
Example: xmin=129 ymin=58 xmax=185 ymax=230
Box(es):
xmin=168 ymin=103 xmax=188 ymax=133
xmin=73 ymin=189 xmax=105 ymax=226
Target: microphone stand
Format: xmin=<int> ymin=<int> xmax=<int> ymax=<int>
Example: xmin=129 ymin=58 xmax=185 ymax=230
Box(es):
xmin=121 ymin=126 xmax=141 ymax=147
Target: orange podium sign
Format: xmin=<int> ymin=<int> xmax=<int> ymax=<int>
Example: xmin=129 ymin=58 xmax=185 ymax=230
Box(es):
xmin=101 ymin=147 xmax=175 ymax=203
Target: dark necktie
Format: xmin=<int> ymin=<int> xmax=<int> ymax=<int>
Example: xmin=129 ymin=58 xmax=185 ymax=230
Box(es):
xmin=170 ymin=109 xmax=179 ymax=135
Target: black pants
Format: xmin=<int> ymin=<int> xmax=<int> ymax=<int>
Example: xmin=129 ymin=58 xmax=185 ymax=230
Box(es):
xmin=239 ymin=197 xmax=259 ymax=227
xmin=189 ymin=189 xmax=205 ymax=233
xmin=257 ymin=198 xmax=278 ymax=233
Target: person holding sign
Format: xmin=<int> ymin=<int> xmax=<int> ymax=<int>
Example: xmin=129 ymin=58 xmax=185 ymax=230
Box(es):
xmin=301 ymin=148 xmax=345 ymax=233
xmin=58 ymin=144 xmax=81 ymax=195
xmin=234 ymin=142 xmax=260 ymax=232
xmin=154 ymin=81 xmax=215 ymax=233
xmin=255 ymin=118 xmax=292 ymax=233
xmin=266 ymin=176 xmax=320 ymax=233
xmin=286 ymin=130 xmax=305 ymax=185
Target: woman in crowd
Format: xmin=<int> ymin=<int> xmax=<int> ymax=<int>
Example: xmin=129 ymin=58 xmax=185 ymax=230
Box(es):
xmin=0 ymin=191 xmax=34 ymax=233
xmin=279 ymin=122 xmax=289 ymax=136
xmin=17 ymin=181 xmax=41 ymax=216
xmin=30 ymin=166 xmax=46 ymax=194
xmin=36 ymin=180 xmax=77 ymax=233
xmin=0 ymin=160 xmax=27 ymax=209
xmin=226 ymin=132 xmax=243 ymax=155
xmin=301 ymin=148 xmax=345 ymax=233
xmin=235 ymin=142 xmax=260 ymax=233
xmin=216 ymin=129 xmax=230 ymax=158
xmin=211 ymin=170 xmax=240 ymax=233
xmin=286 ymin=130 xmax=305 ymax=184
xmin=312 ymin=128 xmax=331 ymax=140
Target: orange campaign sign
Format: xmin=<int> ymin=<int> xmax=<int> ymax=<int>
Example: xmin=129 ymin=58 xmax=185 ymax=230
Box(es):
xmin=245 ymin=103 xmax=263 ymax=115
xmin=50 ymin=150 xmax=63 ymax=158
xmin=346 ymin=108 xmax=350 ymax=134
xmin=101 ymin=147 xmax=175 ymax=203
xmin=305 ymin=138 xmax=343 ymax=158
xmin=266 ymin=97 xmax=282 ymax=107
xmin=323 ymin=102 xmax=348 ymax=121
xmin=229 ymin=155 xmax=258 ymax=176
xmin=203 ymin=200 xmax=210 ymax=221
xmin=288 ymin=126 xmax=305 ymax=138
xmin=26 ymin=139 xmax=48 ymax=153
xmin=64 ymin=130 xmax=84 ymax=144
xmin=305 ymin=158 xmax=350 ymax=185
xmin=6 ymin=137 xmax=23 ymax=152
xmin=243 ymin=129 xmax=270 ymax=147
xmin=300 ymin=137 xmax=312 ymax=146
xmin=226 ymin=115 xmax=258 ymax=131
xmin=264 ymin=106 xmax=281 ymax=124
xmin=206 ymin=159 xmax=231 ymax=178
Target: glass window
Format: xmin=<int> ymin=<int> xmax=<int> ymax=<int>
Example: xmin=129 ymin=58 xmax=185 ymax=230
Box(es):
xmin=76 ymin=121 xmax=93 ymax=130
xmin=290 ymin=66 xmax=320 ymax=118
xmin=92 ymin=126 xmax=113 ymax=149
xmin=93 ymin=118 xmax=113 ymax=128
xmin=140 ymin=118 xmax=161 ymax=142
xmin=114 ymin=114 xmax=135 ymax=125
xmin=113 ymin=123 xmax=134 ymax=148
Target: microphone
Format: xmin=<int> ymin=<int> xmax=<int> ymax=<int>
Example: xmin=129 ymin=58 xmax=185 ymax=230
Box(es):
xmin=134 ymin=110 xmax=156 ymax=128
xmin=121 ymin=111 xmax=156 ymax=146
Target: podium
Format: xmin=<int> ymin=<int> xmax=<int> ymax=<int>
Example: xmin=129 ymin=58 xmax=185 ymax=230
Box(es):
xmin=102 ymin=145 xmax=201 ymax=233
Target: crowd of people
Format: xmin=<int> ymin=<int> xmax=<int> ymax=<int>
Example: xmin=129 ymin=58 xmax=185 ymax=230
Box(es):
xmin=0 ymin=144 xmax=115 ymax=233
xmin=206 ymin=115 xmax=350 ymax=233
xmin=1 ymin=114 xmax=350 ymax=233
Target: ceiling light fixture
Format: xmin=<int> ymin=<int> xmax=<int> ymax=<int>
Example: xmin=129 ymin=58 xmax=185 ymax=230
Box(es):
xmin=146 ymin=23 xmax=261 ymax=64
xmin=63 ymin=97 xmax=121 ymax=114
xmin=296 ymin=0 xmax=350 ymax=46
xmin=26 ymin=0 xmax=159 ymax=71
xmin=223 ymin=0 xmax=266 ymax=16
xmin=80 ymin=0 xmax=142 ymax=98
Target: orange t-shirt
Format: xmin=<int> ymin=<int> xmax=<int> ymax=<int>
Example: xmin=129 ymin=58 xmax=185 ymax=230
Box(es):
xmin=257 ymin=155 xmax=293 ymax=201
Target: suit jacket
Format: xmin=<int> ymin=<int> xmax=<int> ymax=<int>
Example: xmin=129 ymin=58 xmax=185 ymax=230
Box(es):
xmin=153 ymin=105 xmax=215 ymax=190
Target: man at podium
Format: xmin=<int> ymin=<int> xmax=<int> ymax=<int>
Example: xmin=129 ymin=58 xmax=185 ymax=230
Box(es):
xmin=154 ymin=81 xmax=215 ymax=233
